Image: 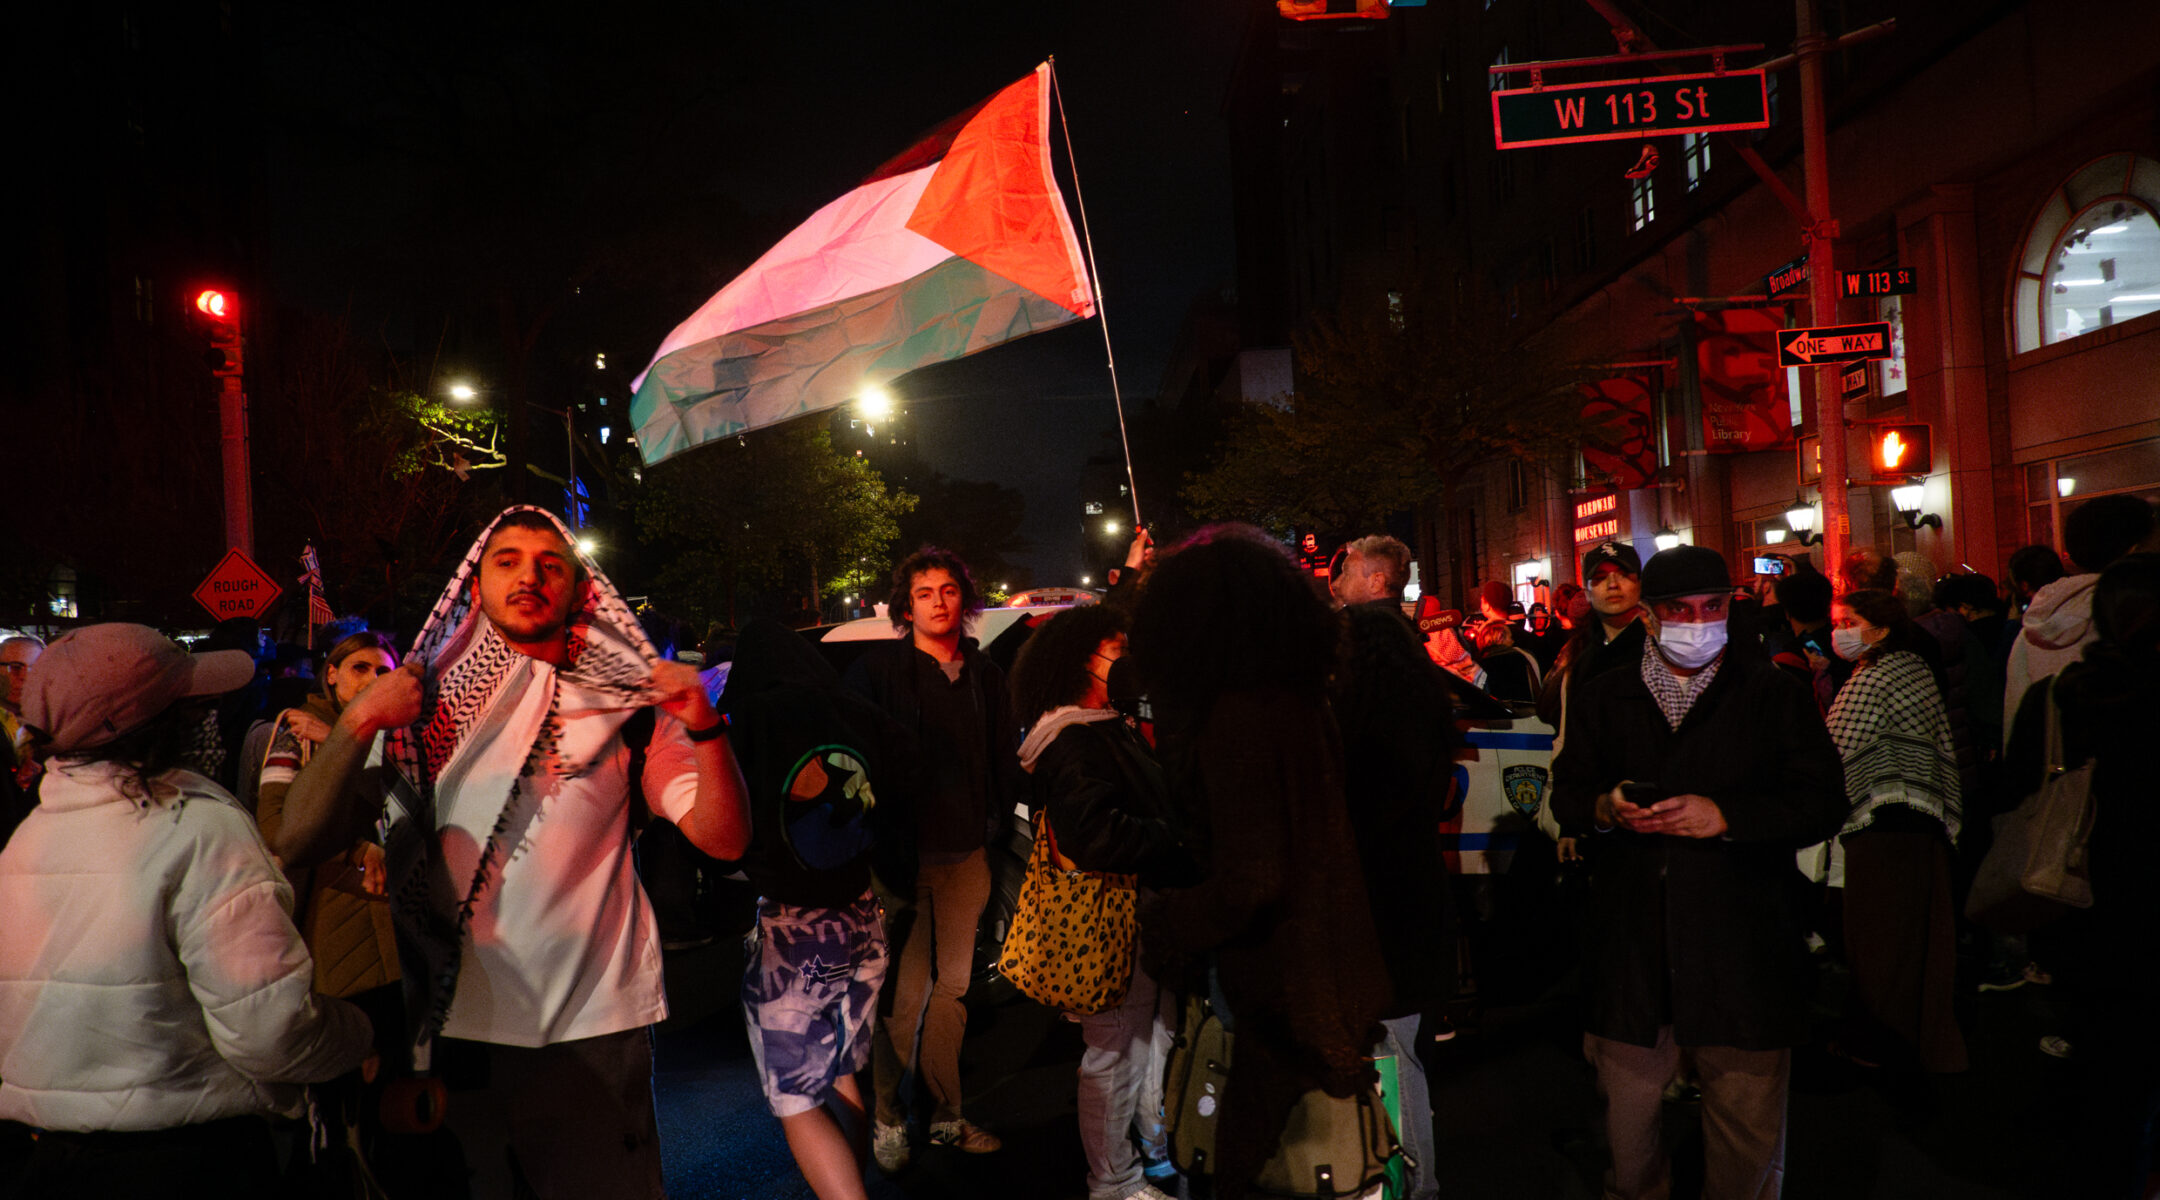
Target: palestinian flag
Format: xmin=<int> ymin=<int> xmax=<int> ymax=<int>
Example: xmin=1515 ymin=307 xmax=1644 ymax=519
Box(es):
xmin=629 ymin=62 xmax=1096 ymax=465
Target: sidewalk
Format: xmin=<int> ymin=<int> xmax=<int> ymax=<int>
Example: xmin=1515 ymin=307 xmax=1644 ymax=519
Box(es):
xmin=651 ymin=939 xmax=2083 ymax=1198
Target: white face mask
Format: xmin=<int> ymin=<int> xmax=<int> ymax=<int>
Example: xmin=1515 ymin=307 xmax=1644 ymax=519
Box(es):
xmin=1832 ymin=627 xmax=1870 ymax=662
xmin=1655 ymin=620 xmax=1728 ymax=669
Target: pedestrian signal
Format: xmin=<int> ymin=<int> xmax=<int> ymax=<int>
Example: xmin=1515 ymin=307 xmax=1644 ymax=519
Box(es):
xmin=1868 ymin=423 xmax=1930 ymax=482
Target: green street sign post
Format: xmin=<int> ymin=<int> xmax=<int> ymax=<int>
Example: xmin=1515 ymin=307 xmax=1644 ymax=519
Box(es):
xmin=1492 ymin=70 xmax=1769 ymax=149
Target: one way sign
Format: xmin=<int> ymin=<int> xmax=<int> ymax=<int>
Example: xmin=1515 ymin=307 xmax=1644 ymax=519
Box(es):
xmin=1777 ymin=321 xmax=1894 ymax=367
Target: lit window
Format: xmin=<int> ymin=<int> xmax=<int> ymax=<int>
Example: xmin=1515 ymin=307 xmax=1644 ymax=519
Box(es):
xmin=47 ymin=566 xmax=77 ymax=620
xmin=2013 ymin=153 xmax=2160 ymax=352
xmin=1684 ymin=132 xmax=1711 ymax=191
xmin=599 ymin=425 xmax=611 ymax=444
xmin=1631 ymin=175 xmax=1656 ymax=231
xmin=1085 ymin=501 xmax=1104 ymax=515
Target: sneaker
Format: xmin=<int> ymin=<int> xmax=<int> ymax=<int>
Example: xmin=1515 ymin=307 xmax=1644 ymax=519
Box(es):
xmin=2039 ymin=1035 xmax=2073 ymax=1059
xmin=872 ymin=1121 xmax=910 ymax=1173
xmin=928 ymin=1118 xmax=1002 ymax=1154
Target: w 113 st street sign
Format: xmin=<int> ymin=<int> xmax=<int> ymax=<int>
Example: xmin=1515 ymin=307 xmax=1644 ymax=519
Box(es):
xmin=1777 ymin=322 xmax=1894 ymax=367
xmin=1492 ymin=70 xmax=1769 ymax=149
xmin=1842 ymin=267 xmax=1918 ymax=297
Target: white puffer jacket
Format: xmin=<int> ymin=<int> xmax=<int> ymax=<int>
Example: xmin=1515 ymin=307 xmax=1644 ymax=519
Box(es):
xmin=0 ymin=761 xmax=371 ymax=1131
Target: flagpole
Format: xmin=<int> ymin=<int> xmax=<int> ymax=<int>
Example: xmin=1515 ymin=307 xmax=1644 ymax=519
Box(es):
xmin=1047 ymin=57 xmax=1143 ymax=529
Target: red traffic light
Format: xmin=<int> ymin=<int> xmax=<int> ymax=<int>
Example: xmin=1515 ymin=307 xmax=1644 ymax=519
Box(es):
xmin=1276 ymin=0 xmax=1388 ymax=19
xmin=195 ymin=290 xmax=233 ymax=320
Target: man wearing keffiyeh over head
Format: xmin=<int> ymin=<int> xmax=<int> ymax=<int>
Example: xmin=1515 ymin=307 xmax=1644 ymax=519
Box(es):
xmin=1550 ymin=545 xmax=1844 ymax=1200
xmin=269 ymin=506 xmax=750 ymax=1200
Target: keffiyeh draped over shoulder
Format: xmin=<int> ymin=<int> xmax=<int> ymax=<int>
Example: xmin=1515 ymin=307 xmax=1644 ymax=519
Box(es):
xmin=1824 ymin=648 xmax=1962 ymax=842
xmin=381 ymin=506 xmax=668 ymax=1055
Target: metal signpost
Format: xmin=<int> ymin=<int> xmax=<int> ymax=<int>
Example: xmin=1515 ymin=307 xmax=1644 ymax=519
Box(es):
xmin=1489 ymin=2 xmax=1900 ymax=580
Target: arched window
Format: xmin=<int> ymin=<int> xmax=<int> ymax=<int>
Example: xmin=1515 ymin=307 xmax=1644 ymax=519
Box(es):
xmin=2012 ymin=153 xmax=2160 ymax=353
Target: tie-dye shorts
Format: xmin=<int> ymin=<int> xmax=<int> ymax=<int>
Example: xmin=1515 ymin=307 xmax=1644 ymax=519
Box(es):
xmin=741 ymin=889 xmax=890 ymax=1117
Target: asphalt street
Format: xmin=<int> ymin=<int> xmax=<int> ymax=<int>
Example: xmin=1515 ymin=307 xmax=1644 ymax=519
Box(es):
xmin=651 ymin=932 xmax=2082 ymax=1200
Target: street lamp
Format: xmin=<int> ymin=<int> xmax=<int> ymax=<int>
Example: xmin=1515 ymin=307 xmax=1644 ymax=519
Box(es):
xmin=1765 ymin=528 xmax=1790 ymax=545
xmin=1890 ymin=483 xmax=1942 ymax=531
xmin=859 ymin=386 xmax=895 ymax=421
xmin=1653 ymin=526 xmax=1683 ymax=552
xmin=575 ymin=536 xmax=597 ymax=556
xmin=1104 ymin=519 xmax=1121 ymax=536
xmin=1784 ymin=500 xmax=1823 ymax=547
xmin=448 ymin=382 xmax=478 ymax=403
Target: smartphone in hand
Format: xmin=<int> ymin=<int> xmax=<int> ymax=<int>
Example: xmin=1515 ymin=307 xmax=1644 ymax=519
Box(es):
xmin=1619 ymin=781 xmax=1665 ymax=808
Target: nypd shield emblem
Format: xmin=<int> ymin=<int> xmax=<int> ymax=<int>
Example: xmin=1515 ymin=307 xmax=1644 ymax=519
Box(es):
xmin=1502 ymin=763 xmax=1550 ymax=819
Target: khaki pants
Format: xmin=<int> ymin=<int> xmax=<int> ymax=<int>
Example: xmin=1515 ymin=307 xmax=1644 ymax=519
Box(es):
xmin=874 ymin=848 xmax=991 ymax=1125
xmin=1584 ymin=1028 xmax=1789 ymax=1200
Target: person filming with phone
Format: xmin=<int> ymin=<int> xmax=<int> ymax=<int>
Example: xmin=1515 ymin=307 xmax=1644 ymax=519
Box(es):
xmin=1551 ymin=545 xmax=1845 ymax=1200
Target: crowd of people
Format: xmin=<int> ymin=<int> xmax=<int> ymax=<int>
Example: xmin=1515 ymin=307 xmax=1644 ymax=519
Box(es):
xmin=0 ymin=492 xmax=2156 ymax=1200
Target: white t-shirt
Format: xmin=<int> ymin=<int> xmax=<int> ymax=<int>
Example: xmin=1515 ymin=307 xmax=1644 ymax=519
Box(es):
xmin=434 ymin=713 xmax=699 ymax=1048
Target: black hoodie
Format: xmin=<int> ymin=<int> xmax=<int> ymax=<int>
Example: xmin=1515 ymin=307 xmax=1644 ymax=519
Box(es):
xmin=722 ymin=621 xmax=909 ymax=908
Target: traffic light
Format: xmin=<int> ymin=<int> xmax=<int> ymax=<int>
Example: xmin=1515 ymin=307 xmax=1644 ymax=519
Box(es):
xmin=1865 ymin=422 xmax=1931 ymax=482
xmin=1276 ymin=0 xmax=1389 ymax=20
xmin=193 ymin=288 xmax=243 ymax=377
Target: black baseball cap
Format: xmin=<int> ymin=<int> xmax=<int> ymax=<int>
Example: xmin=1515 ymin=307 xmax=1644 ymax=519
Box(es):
xmin=1642 ymin=545 xmax=1733 ymax=602
xmin=1582 ymin=540 xmax=1642 ymax=579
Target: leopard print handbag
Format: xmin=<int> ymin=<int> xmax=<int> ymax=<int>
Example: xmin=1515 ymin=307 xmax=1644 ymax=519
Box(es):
xmin=998 ymin=811 xmax=1138 ymax=1015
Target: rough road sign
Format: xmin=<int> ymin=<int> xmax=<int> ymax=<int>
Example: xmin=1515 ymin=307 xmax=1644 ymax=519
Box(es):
xmin=193 ymin=549 xmax=282 ymax=622
xmin=1777 ymin=321 xmax=1894 ymax=367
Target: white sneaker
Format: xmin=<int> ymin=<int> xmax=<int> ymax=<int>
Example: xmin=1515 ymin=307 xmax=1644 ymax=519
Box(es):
xmin=873 ymin=1121 xmax=910 ymax=1173
xmin=1121 ymin=1185 xmax=1178 ymax=1200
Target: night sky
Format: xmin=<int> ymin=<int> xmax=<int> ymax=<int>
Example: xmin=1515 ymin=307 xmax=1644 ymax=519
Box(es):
xmin=255 ymin=1 xmax=1242 ymax=586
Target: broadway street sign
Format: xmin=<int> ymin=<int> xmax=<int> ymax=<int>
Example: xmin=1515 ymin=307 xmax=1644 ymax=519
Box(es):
xmin=1777 ymin=321 xmax=1894 ymax=367
xmin=1492 ymin=70 xmax=1769 ymax=149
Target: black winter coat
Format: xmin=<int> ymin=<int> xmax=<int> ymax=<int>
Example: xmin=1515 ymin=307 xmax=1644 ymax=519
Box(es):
xmin=842 ymin=637 xmax=1020 ymax=863
xmin=1550 ymin=648 xmax=1845 ymax=1050
xmin=1030 ymin=719 xmax=1194 ymax=888
xmin=1336 ymin=603 xmax=1459 ymax=1018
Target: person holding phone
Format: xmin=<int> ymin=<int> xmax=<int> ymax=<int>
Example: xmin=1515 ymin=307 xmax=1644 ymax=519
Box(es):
xmin=1551 ymin=546 xmax=1845 ymax=1200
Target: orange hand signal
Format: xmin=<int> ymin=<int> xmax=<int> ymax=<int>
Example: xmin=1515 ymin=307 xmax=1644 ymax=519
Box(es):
xmin=1880 ymin=430 xmax=1909 ymax=470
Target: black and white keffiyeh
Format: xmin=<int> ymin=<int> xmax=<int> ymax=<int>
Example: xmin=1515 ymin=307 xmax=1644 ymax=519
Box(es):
xmin=1639 ymin=637 xmax=1720 ymax=730
xmin=381 ymin=506 xmax=666 ymax=1054
xmin=1823 ymin=648 xmax=1962 ymax=840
